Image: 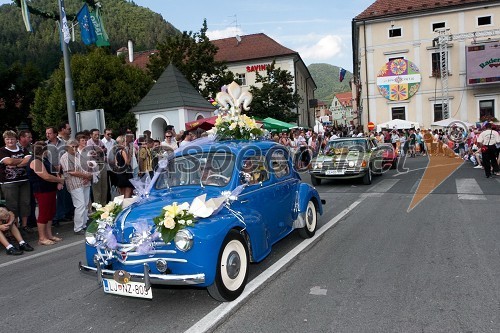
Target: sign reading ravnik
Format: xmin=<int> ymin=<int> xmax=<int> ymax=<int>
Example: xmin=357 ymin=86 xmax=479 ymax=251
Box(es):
xmin=376 ymin=59 xmax=421 ymax=101
xmin=466 ymin=43 xmax=500 ymax=86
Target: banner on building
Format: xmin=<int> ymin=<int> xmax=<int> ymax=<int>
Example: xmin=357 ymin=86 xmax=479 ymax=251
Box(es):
xmin=376 ymin=59 xmax=421 ymax=101
xmin=466 ymin=43 xmax=500 ymax=86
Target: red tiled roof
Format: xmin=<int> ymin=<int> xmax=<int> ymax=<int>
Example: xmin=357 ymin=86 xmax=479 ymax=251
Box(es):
xmin=211 ymin=33 xmax=297 ymax=63
xmin=355 ymin=0 xmax=494 ymax=20
xmin=335 ymin=92 xmax=353 ymax=107
xmin=125 ymin=50 xmax=159 ymax=70
xmin=122 ymin=33 xmax=298 ymax=69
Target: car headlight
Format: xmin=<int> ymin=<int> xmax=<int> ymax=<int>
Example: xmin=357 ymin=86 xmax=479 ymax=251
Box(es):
xmin=348 ymin=161 xmax=355 ymax=168
xmin=174 ymin=229 xmax=193 ymax=252
xmin=314 ymin=162 xmax=323 ymax=169
xmin=85 ymin=230 xmax=97 ymax=246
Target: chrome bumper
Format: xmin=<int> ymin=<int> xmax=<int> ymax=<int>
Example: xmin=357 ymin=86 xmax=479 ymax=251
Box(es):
xmin=79 ymin=261 xmax=205 ymax=289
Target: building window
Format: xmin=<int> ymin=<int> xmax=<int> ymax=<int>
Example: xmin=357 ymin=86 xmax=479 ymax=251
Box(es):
xmin=432 ymin=22 xmax=446 ymax=31
xmin=431 ymin=51 xmax=449 ymax=76
xmin=477 ymin=16 xmax=492 ymax=26
xmin=389 ymin=27 xmax=402 ymax=38
xmin=434 ymin=104 xmax=444 ymax=122
xmin=236 ymin=73 xmax=247 ymax=86
xmin=391 ymin=107 xmax=405 ymax=120
xmin=388 ymin=56 xmax=404 ymax=62
xmin=479 ymin=99 xmax=495 ymax=120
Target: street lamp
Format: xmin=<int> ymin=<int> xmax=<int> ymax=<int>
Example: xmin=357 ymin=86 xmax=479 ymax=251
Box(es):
xmin=58 ymin=0 xmax=77 ymax=139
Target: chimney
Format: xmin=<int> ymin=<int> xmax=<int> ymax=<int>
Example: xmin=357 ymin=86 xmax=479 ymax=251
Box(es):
xmin=128 ymin=40 xmax=134 ymax=63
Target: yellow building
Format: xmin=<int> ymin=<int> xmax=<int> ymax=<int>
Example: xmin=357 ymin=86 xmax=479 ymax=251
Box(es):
xmin=352 ymin=0 xmax=500 ymax=130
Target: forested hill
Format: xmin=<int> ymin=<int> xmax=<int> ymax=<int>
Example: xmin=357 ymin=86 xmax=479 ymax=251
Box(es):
xmin=308 ymin=63 xmax=352 ymax=106
xmin=0 ymin=0 xmax=179 ymax=77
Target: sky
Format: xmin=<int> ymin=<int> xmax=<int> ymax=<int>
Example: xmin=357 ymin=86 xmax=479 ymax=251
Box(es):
xmin=1 ymin=0 xmax=375 ymax=71
xmin=131 ymin=0 xmax=375 ymax=71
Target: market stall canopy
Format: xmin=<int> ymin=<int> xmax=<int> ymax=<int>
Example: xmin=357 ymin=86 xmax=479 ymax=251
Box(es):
xmin=376 ymin=119 xmax=420 ymax=132
xmin=185 ymin=116 xmax=218 ymax=131
xmin=262 ymin=117 xmax=297 ymax=132
xmin=430 ymin=118 xmax=474 ymax=128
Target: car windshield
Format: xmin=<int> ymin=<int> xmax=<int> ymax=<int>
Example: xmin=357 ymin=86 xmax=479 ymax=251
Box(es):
xmin=325 ymin=140 xmax=368 ymax=154
xmin=154 ymin=152 xmax=235 ymax=189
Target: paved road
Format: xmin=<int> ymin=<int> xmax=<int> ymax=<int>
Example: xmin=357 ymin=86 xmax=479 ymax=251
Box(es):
xmin=1 ymin=156 xmax=499 ymax=332
xmin=212 ymin=157 xmax=500 ymax=332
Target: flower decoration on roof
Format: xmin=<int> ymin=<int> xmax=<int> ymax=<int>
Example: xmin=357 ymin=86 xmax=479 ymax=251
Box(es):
xmin=208 ymin=81 xmax=263 ymax=140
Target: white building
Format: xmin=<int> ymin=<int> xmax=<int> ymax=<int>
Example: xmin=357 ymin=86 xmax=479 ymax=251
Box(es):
xmin=126 ymin=33 xmax=317 ymax=132
xmin=352 ymin=0 xmax=500 ymax=130
xmin=212 ymin=33 xmax=317 ymax=128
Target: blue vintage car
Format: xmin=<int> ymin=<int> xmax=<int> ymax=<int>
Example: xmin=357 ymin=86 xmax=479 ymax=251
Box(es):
xmin=80 ymin=139 xmax=323 ymax=301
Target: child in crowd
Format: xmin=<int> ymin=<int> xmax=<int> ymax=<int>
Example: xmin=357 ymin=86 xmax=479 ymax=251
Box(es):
xmin=0 ymin=206 xmax=34 ymax=255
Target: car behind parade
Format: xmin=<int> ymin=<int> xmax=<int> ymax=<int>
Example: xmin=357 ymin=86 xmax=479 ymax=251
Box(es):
xmin=309 ymin=137 xmax=397 ymax=186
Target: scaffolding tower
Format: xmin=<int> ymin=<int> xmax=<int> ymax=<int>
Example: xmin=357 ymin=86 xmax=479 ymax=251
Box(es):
xmin=435 ymin=27 xmax=500 ymax=119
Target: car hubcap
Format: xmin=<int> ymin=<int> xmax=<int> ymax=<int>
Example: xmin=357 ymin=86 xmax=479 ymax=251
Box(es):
xmin=226 ymin=251 xmax=241 ymax=279
xmin=306 ymin=203 xmax=315 ymax=231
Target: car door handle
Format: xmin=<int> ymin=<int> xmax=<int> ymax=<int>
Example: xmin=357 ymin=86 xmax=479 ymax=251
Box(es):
xmin=239 ymin=200 xmax=249 ymax=204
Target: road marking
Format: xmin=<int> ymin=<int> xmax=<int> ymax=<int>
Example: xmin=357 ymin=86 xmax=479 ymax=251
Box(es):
xmin=309 ymin=286 xmax=327 ymax=295
xmin=456 ymin=178 xmax=486 ymax=200
xmin=184 ymin=197 xmax=367 ymax=333
xmin=410 ymin=179 xmax=420 ymax=194
xmin=0 ymin=240 xmax=84 ymax=269
xmin=367 ymin=179 xmax=399 ymax=193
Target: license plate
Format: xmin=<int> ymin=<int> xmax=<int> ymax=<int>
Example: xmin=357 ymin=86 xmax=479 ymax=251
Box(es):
xmin=325 ymin=169 xmax=344 ymax=175
xmin=103 ymin=278 xmax=152 ymax=299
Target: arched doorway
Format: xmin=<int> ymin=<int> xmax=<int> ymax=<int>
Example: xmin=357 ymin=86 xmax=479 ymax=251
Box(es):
xmin=151 ymin=117 xmax=168 ymax=141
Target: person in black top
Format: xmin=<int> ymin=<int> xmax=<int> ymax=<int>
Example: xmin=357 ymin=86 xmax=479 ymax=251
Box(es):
xmin=27 ymin=141 xmax=66 ymax=245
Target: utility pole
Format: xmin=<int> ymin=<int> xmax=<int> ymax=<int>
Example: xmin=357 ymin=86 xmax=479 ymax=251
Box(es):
xmin=58 ymin=0 xmax=77 ymax=138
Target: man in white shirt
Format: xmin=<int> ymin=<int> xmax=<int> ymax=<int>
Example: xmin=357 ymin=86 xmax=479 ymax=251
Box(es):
xmin=101 ymin=128 xmax=116 ymax=152
xmin=476 ymin=122 xmax=500 ymax=178
xmin=161 ymin=130 xmax=178 ymax=151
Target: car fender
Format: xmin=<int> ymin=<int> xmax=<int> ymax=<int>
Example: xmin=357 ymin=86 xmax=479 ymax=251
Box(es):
xmin=296 ymin=183 xmax=323 ymax=219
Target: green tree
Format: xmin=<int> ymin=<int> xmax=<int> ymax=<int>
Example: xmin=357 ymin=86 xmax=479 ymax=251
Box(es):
xmin=247 ymin=61 xmax=301 ymax=123
xmin=32 ymin=48 xmax=153 ymax=136
xmin=147 ymin=19 xmax=234 ymax=99
xmin=0 ymin=61 xmax=42 ymax=131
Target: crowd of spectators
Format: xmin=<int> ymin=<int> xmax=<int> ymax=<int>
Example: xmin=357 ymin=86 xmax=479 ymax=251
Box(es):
xmin=0 ymin=123 xmax=186 ymax=254
xmin=1 ymin=120 xmax=498 ymax=255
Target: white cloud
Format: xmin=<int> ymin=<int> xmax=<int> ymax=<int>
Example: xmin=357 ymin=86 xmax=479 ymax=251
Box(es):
xmin=207 ymin=27 xmax=244 ymax=40
xmin=296 ymin=34 xmax=343 ymax=63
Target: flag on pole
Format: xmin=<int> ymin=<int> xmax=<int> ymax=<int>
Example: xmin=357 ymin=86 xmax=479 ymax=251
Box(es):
xmin=77 ymin=4 xmax=97 ymax=45
xmin=61 ymin=4 xmax=71 ymax=44
xmin=20 ymin=0 xmax=32 ymax=32
xmin=89 ymin=6 xmax=110 ymax=47
xmin=339 ymin=67 xmax=347 ymax=82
